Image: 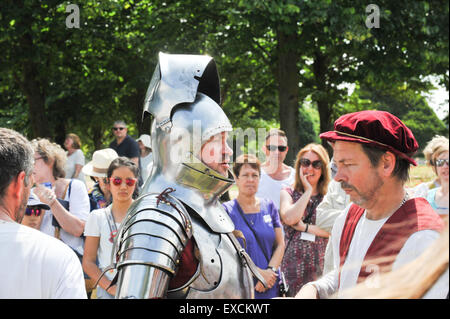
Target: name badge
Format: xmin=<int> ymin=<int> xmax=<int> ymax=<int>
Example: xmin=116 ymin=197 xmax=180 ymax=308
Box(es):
xmin=263 ymin=214 xmax=272 ymax=224
xmin=300 ymin=232 xmax=316 ymax=242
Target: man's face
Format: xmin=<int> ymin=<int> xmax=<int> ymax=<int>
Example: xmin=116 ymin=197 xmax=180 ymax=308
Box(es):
xmin=200 ymin=131 xmax=233 ymax=177
xmin=113 ymin=124 xmax=127 ymax=139
xmin=333 ymin=141 xmax=384 ymax=208
xmin=263 ymin=135 xmax=288 ymax=164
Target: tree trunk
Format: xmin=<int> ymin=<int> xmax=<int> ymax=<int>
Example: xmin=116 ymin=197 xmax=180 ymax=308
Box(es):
xmin=276 ymin=29 xmax=300 ymax=167
xmin=21 ymin=62 xmax=51 ymax=139
xmin=312 ymin=52 xmax=333 ymax=155
xmin=15 ymin=32 xmax=50 ymax=140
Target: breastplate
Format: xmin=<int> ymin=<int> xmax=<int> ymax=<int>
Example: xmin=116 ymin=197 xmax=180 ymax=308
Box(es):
xmin=167 ymin=216 xmax=254 ymax=299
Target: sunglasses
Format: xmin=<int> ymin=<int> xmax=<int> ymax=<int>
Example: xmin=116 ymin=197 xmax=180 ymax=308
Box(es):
xmin=299 ymin=158 xmax=323 ymax=169
xmin=109 ymin=177 xmax=137 ymax=187
xmin=266 ymin=145 xmax=287 ymax=152
xmin=435 ymin=159 xmax=449 ymax=167
xmin=25 ymin=207 xmax=43 ymax=217
xmin=112 ymin=127 xmax=125 ymax=131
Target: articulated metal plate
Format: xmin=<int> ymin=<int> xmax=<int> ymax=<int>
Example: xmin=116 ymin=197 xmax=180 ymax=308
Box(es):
xmin=114 ymin=192 xmax=192 ymax=299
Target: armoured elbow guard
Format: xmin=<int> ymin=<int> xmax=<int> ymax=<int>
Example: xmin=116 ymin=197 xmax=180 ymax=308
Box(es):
xmin=113 ymin=190 xmax=192 ymax=299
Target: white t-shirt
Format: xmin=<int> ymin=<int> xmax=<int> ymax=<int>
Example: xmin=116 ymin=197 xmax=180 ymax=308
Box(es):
xmin=65 ymin=149 xmax=86 ymax=184
xmin=0 ymin=220 xmax=87 ymax=299
xmin=256 ymin=166 xmax=295 ymax=210
xmin=310 ymin=204 xmax=447 ymax=299
xmin=84 ymin=205 xmax=119 ymax=281
xmin=38 ymin=179 xmax=90 ymax=255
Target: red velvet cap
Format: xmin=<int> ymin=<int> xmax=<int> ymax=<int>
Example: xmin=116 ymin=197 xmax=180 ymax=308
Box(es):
xmin=319 ymin=110 xmax=419 ymax=166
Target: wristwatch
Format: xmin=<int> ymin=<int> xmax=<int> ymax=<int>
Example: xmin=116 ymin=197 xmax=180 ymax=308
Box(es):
xmin=268 ymin=266 xmax=277 ymax=272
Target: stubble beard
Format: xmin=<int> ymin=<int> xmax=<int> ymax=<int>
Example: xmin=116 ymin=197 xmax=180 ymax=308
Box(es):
xmin=342 ymin=171 xmax=384 ymax=208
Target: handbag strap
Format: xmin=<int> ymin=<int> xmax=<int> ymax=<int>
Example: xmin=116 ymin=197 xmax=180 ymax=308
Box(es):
xmin=235 ymin=200 xmax=271 ymax=264
xmin=54 ymin=180 xmax=73 ymax=239
xmin=104 ymin=206 xmax=118 ymax=237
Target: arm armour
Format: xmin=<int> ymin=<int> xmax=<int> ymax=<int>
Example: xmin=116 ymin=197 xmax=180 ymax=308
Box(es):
xmin=113 ymin=188 xmax=193 ymax=298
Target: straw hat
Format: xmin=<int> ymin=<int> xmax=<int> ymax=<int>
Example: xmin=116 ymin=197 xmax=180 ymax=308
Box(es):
xmin=137 ymin=134 xmax=152 ymax=149
xmin=82 ymin=148 xmax=119 ymax=178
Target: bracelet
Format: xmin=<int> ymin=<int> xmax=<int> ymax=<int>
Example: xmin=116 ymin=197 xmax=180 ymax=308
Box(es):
xmin=305 ymin=223 xmax=309 ymax=233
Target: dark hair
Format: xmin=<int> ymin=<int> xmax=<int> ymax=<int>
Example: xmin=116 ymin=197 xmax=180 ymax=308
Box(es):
xmin=361 ymin=144 xmax=410 ymax=183
xmin=0 ymin=128 xmax=34 ymax=200
xmin=233 ymin=154 xmax=261 ymax=178
xmin=107 ymin=157 xmax=140 ymax=199
xmin=107 ymin=157 xmax=139 ymax=179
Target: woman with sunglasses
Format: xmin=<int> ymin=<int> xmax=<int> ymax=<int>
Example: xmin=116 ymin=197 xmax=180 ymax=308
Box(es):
xmin=83 ymin=157 xmax=139 ymax=299
xmin=412 ymin=136 xmax=449 ymax=219
xmin=279 ymin=143 xmax=331 ymax=296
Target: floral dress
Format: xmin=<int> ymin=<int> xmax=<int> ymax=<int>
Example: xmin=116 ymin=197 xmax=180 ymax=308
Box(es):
xmin=280 ymin=186 xmax=328 ymax=296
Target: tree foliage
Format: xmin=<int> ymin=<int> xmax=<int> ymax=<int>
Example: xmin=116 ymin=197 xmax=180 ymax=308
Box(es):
xmin=0 ymin=0 xmax=448 ymax=160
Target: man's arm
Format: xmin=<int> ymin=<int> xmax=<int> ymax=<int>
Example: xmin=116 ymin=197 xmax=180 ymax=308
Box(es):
xmin=295 ymin=269 xmax=339 ymax=299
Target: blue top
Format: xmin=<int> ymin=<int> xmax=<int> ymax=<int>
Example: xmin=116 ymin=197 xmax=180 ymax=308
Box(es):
xmin=222 ymin=198 xmax=282 ymax=299
xmin=426 ymin=187 xmax=449 ymax=216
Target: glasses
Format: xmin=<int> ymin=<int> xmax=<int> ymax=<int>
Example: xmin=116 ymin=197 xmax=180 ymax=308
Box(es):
xmin=109 ymin=177 xmax=137 ymax=187
xmin=112 ymin=127 xmax=125 ymax=131
xmin=266 ymin=145 xmax=287 ymax=152
xmin=25 ymin=207 xmax=43 ymax=217
xmin=299 ymin=158 xmax=323 ymax=169
xmin=435 ymin=159 xmax=449 ymax=167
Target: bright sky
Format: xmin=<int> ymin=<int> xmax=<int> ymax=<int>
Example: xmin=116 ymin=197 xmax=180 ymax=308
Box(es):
xmin=425 ymin=84 xmax=449 ymax=120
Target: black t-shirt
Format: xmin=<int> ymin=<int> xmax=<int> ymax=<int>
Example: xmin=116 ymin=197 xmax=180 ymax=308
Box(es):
xmin=109 ymin=135 xmax=140 ymax=159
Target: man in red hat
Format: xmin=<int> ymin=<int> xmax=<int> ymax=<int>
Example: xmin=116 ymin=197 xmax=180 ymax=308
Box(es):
xmin=295 ymin=110 xmax=446 ymax=299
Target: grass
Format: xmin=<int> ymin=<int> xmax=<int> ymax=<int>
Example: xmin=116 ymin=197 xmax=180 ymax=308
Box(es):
xmin=407 ymin=165 xmax=436 ymax=188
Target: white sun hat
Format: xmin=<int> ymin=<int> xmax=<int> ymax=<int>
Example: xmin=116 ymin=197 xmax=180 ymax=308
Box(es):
xmin=137 ymin=134 xmax=152 ymax=149
xmin=82 ymin=148 xmax=119 ymax=178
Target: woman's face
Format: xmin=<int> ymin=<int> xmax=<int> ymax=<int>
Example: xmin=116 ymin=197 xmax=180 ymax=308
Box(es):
xmin=32 ymin=154 xmax=54 ymax=184
xmin=299 ymin=151 xmax=323 ymax=187
xmin=95 ymin=176 xmax=110 ymax=195
xmin=108 ymin=166 xmax=137 ymax=202
xmin=235 ymin=164 xmax=260 ymax=197
xmin=64 ymin=138 xmax=74 ymax=151
xmin=435 ymin=151 xmax=449 ymax=184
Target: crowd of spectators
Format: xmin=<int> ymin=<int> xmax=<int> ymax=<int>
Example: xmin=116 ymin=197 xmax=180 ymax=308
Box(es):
xmin=1 ymin=113 xmax=448 ymax=299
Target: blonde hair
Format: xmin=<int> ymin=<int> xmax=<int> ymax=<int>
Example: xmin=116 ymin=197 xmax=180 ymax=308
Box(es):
xmin=338 ymin=222 xmax=449 ymax=299
xmin=31 ymin=138 xmax=67 ymax=179
xmin=423 ymin=135 xmax=449 ymax=166
xmin=293 ymin=143 xmax=330 ymax=196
